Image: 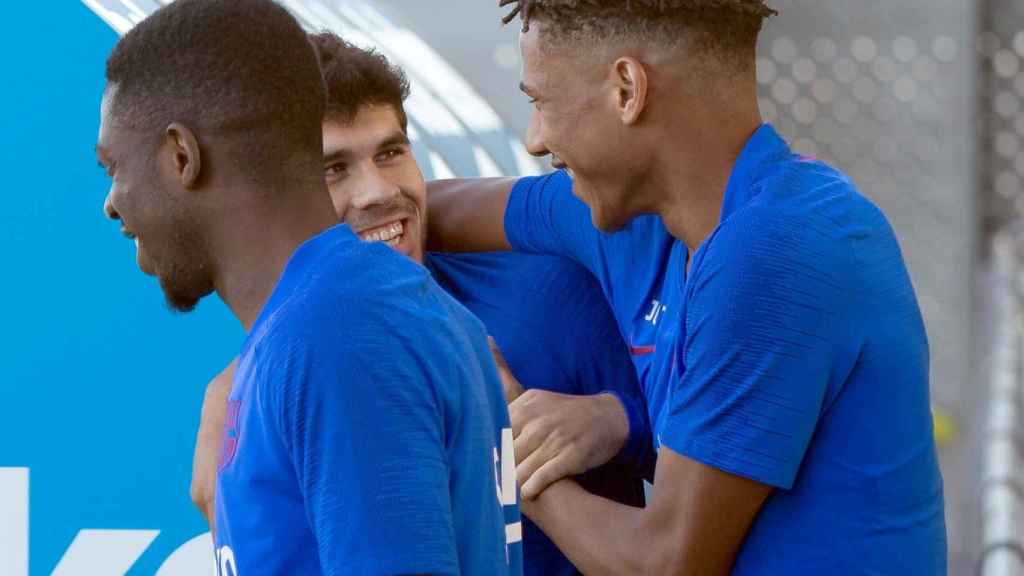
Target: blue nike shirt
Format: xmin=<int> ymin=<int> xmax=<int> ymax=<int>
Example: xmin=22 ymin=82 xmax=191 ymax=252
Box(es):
xmin=214 ymin=224 xmax=522 ymax=576
xmin=427 ymin=251 xmax=651 ymax=576
xmin=504 ymin=124 xmax=947 ymax=574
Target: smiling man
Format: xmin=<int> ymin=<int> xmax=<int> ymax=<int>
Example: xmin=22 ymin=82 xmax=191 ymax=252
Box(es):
xmin=97 ymin=1 xmax=521 ymax=575
xmin=192 ymin=31 xmax=652 ymax=576
xmin=425 ymin=0 xmax=948 ymax=574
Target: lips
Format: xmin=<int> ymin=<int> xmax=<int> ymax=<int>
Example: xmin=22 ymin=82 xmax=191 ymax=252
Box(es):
xmin=550 ymin=157 xmax=573 ymax=178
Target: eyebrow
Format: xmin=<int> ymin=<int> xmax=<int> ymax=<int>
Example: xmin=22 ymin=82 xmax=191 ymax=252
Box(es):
xmin=323 ymin=131 xmax=411 ymax=165
xmin=378 ymin=132 xmax=411 ymax=151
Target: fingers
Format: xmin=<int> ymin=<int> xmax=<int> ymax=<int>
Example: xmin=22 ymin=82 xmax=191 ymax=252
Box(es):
xmin=508 ymin=391 xmax=527 ymax=437
xmin=521 ymin=456 xmax=574 ymax=501
xmin=514 ymin=438 xmax=550 ymax=494
xmin=513 ymin=416 xmax=544 ymax=468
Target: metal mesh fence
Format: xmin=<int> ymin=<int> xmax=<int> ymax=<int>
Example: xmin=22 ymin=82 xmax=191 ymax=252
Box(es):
xmin=757 ymin=2 xmax=976 ymax=419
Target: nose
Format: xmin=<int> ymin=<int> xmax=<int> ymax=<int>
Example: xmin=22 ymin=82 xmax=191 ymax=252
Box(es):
xmin=103 ymin=189 xmax=119 ymax=221
xmin=525 ymin=109 xmax=549 ymax=158
xmin=349 ymin=164 xmax=401 ymax=212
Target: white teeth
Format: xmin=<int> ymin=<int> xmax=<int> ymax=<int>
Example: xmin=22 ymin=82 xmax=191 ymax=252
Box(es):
xmin=359 ymin=220 xmax=405 ymax=244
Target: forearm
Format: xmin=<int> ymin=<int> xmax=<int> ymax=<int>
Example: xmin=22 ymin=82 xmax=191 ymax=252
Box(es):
xmin=191 ymin=360 xmax=236 ymax=530
xmin=425 ymin=177 xmax=515 ymax=252
xmin=526 ymin=448 xmax=772 ymax=576
xmin=523 ymin=480 xmax=661 ymax=576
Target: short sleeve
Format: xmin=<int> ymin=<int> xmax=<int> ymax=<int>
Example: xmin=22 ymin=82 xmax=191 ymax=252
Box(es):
xmin=504 ymin=170 xmax=603 ymax=272
xmin=267 ymin=317 xmax=459 ymax=576
xmin=661 ymin=209 xmax=848 ymax=489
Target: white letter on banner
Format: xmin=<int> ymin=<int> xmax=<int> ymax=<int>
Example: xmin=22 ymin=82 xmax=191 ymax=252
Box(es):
xmin=0 ymin=468 xmax=29 ymax=576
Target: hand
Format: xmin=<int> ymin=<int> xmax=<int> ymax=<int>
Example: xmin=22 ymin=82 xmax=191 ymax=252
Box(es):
xmin=510 ymin=390 xmax=629 ymax=500
xmin=489 ymin=337 xmax=524 ymax=403
xmin=190 ymin=360 xmax=236 ymax=532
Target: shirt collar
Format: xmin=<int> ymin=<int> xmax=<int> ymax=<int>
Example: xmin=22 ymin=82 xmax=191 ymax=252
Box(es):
xmin=719 ymin=123 xmax=790 ymax=223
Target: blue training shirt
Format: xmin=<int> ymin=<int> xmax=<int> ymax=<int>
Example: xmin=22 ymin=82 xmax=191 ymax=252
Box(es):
xmin=504 ymin=124 xmax=947 ymax=574
xmin=427 ymin=251 xmax=651 ymax=576
xmin=214 ymin=224 xmax=523 ymax=576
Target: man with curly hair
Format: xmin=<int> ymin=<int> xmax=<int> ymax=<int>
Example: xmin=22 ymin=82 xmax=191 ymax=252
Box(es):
xmin=427 ymin=1 xmax=948 ymax=573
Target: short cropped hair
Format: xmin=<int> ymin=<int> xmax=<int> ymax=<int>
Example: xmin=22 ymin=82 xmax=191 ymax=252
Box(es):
xmin=309 ymin=32 xmax=412 ymax=132
xmin=501 ymin=0 xmax=777 ymax=70
xmin=105 ymin=0 xmax=325 ymax=165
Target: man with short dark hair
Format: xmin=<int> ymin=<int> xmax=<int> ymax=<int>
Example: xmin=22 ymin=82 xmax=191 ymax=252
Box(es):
xmin=192 ymin=31 xmax=653 ymax=576
xmin=96 ymin=1 xmax=521 ymax=574
xmin=427 ymin=1 xmax=948 ymax=573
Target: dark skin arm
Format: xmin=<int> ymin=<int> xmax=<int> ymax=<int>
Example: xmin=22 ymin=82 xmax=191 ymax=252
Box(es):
xmin=190 ymin=361 xmax=236 ymax=532
xmin=425 ymin=177 xmax=516 ymax=252
xmin=523 ymin=447 xmax=773 ymax=576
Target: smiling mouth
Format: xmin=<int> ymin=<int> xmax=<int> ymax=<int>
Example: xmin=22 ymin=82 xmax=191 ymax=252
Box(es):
xmin=358 ymin=218 xmax=406 ymax=248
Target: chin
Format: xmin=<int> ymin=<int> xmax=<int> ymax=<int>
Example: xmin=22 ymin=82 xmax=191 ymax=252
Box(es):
xmin=158 ymin=268 xmax=216 ymax=314
xmin=583 ymin=197 xmax=628 ymax=233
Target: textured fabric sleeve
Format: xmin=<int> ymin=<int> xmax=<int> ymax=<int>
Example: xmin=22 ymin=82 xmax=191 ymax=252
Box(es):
xmin=504 ymin=170 xmax=603 ymax=273
xmin=605 ymin=389 xmax=656 ymax=481
xmin=534 ymin=252 xmax=655 ymax=480
xmin=270 ymin=316 xmax=460 ymax=576
xmin=660 ymin=208 xmax=845 ymax=490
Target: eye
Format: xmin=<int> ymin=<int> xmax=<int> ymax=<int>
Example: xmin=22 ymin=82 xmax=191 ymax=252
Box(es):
xmin=325 ymin=162 xmax=348 ymax=178
xmin=376 ymin=147 xmax=405 ymax=163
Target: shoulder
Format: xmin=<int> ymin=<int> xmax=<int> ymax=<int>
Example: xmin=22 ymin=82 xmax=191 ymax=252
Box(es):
xmin=430 ymin=250 xmax=592 ymax=287
xmin=513 ymin=169 xmax=573 ymax=195
xmin=714 ymin=158 xmax=894 ymax=266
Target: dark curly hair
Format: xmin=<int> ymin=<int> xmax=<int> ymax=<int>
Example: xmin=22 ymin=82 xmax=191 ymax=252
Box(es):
xmin=105 ymin=0 xmax=326 ymax=168
xmin=309 ymin=32 xmax=412 ymax=132
xmin=500 ymin=0 xmax=777 ymax=67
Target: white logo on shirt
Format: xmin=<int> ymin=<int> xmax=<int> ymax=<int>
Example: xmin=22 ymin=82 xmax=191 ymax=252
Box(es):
xmin=216 ymin=545 xmax=238 ymax=576
xmin=493 ymin=427 xmax=522 ymax=563
xmin=644 ymin=300 xmax=668 ymax=326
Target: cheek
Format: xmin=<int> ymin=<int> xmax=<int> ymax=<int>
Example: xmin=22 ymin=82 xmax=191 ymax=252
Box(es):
xmin=400 ymin=166 xmax=427 ymax=215
xmin=327 ymin=181 xmax=354 ymax=219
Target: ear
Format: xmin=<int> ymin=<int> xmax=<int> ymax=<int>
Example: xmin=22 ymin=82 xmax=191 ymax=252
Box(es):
xmin=611 ymin=57 xmax=649 ymax=126
xmin=164 ymin=123 xmax=202 ymax=190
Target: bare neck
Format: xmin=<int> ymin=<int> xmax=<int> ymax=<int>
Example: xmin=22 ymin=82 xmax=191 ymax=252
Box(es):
xmin=211 ymin=180 xmax=338 ymax=331
xmin=648 ymin=87 xmax=762 ymax=254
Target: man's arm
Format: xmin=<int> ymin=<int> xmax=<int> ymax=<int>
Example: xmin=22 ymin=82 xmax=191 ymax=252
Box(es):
xmin=489 ymin=338 xmax=638 ymax=499
xmin=523 ymin=448 xmax=772 ymax=575
xmin=518 ymin=207 xmax=845 ymax=573
xmin=190 ymin=360 xmax=236 ymax=530
xmin=426 ymin=177 xmax=516 ymax=252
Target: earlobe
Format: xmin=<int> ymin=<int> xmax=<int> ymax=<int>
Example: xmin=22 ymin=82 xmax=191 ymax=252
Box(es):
xmin=165 ymin=122 xmax=202 ymax=189
xmin=614 ymin=57 xmax=648 ymax=126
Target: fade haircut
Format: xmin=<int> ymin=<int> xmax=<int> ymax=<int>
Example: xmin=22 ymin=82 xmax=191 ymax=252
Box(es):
xmin=309 ymin=32 xmax=412 ymax=132
xmin=500 ymin=0 xmax=777 ymax=71
xmin=105 ymin=0 xmax=326 ymax=174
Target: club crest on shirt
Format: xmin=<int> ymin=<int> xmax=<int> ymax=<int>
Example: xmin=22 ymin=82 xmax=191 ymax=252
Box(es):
xmin=218 ymin=399 xmax=242 ymax=471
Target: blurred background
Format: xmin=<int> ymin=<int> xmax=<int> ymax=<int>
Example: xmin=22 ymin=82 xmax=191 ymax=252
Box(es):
xmin=0 ymin=0 xmax=1014 ymax=573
